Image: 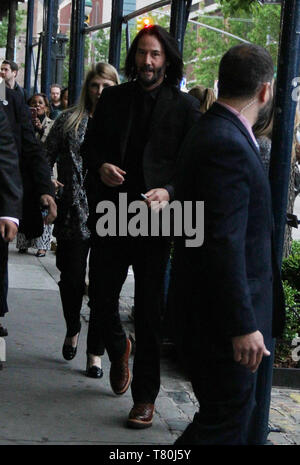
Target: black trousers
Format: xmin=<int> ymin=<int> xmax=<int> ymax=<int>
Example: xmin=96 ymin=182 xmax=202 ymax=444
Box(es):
xmin=0 ymin=237 xmax=8 ymax=317
xmin=87 ymin=236 xmax=170 ymax=404
xmin=175 ymin=335 xmax=274 ymax=445
xmin=56 ymin=238 xmax=90 ymax=337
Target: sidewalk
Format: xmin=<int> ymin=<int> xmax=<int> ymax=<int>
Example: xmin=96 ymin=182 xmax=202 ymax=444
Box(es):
xmin=0 ymin=243 xmax=299 ymax=445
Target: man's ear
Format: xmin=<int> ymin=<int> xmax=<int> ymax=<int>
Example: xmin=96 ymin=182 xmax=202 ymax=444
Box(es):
xmin=258 ymin=82 xmax=270 ymax=103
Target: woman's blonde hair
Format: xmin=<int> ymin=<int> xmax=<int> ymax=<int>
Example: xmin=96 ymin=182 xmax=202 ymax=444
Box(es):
xmin=188 ymin=85 xmax=216 ymax=113
xmin=63 ymin=62 xmax=120 ymax=134
xmin=252 ymin=98 xmax=274 ymax=139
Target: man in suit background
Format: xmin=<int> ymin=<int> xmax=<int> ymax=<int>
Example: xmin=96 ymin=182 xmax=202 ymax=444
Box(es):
xmin=170 ymin=44 xmax=285 ymax=445
xmin=0 ymin=106 xmax=22 ymax=335
xmin=83 ymin=25 xmax=200 ymax=428
xmin=1 ymin=60 xmax=27 ymax=102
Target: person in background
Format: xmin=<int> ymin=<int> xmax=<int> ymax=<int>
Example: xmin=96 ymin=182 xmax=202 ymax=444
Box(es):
xmin=188 ymin=84 xmax=216 ymax=113
xmin=49 ymin=84 xmax=63 ymax=119
xmin=29 ymin=93 xmax=54 ymax=144
xmin=16 ymin=93 xmax=54 ymax=257
xmin=60 ymin=88 xmax=69 ymax=110
xmin=254 ymin=96 xmax=300 ymax=259
xmin=46 ymin=63 xmax=120 ymax=375
xmin=0 ymin=60 xmax=27 ymax=101
xmin=253 ymin=96 xmax=274 ymax=172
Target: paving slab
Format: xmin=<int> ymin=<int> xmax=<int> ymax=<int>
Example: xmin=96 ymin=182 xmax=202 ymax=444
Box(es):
xmin=0 ymin=286 xmax=173 ymax=445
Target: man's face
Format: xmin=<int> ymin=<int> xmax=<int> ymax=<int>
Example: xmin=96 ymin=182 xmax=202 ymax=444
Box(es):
xmin=50 ymin=86 xmax=61 ymax=104
xmin=135 ymin=33 xmax=167 ymax=91
xmin=0 ymin=63 xmax=16 ymax=84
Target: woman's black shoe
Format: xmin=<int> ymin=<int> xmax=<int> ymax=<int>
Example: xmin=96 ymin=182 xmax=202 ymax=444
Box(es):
xmin=62 ymin=326 xmax=81 ymax=361
xmin=86 ymin=356 xmax=103 ymax=378
xmin=62 ymin=344 xmax=77 ymax=361
xmin=18 ymin=248 xmax=28 ymax=254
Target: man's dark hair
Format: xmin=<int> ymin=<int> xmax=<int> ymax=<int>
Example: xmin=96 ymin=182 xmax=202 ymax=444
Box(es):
xmin=125 ymin=25 xmax=183 ymax=86
xmin=50 ymin=83 xmax=62 ymax=91
xmin=218 ymin=44 xmax=274 ymax=99
xmin=2 ymin=60 xmax=18 ymax=73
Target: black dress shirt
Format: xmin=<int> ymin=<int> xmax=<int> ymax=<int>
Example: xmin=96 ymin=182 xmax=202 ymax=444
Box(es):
xmin=122 ymin=82 xmax=163 ymax=200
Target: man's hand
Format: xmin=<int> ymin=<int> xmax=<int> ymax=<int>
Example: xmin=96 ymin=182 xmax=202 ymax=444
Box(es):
xmin=0 ymin=219 xmax=18 ymax=242
xmin=232 ymin=330 xmax=270 ymax=373
xmin=99 ymin=163 xmax=126 ymax=187
xmin=51 ymin=178 xmax=64 ymax=194
xmin=40 ymin=194 xmax=57 ymax=225
xmin=143 ymin=188 xmax=170 ymax=211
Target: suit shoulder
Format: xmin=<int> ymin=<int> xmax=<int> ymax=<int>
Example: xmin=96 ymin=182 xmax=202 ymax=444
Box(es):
xmin=200 ymin=110 xmax=246 ymax=141
xmin=5 ymin=87 xmax=23 ymax=105
xmin=186 ymin=111 xmax=253 ymax=158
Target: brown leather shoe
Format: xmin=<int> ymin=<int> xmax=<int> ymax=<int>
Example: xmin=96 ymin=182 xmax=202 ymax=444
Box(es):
xmin=127 ymin=403 xmax=154 ymax=429
xmin=110 ymin=338 xmax=132 ymax=395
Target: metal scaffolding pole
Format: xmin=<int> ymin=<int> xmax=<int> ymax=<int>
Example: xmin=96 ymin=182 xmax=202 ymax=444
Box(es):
xmin=170 ymin=0 xmax=192 ymax=54
xmin=34 ymin=34 xmax=43 ymax=94
xmin=24 ymin=0 xmax=34 ymax=96
xmin=68 ymin=0 xmax=85 ymax=106
xmin=108 ymin=0 xmax=124 ymax=71
xmin=41 ymin=0 xmax=54 ymax=97
xmin=269 ymin=0 xmax=300 ymax=266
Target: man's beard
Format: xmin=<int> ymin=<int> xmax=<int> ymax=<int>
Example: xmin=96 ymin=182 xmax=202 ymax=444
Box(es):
xmin=137 ymin=65 xmax=165 ymax=88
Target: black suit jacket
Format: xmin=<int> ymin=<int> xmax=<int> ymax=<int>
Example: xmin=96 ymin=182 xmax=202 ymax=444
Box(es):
xmin=0 ymin=105 xmax=22 ymax=219
xmin=2 ymin=88 xmax=54 ymax=238
xmin=171 ymin=102 xmax=285 ymax=355
xmin=83 ymin=81 xmax=201 ymax=223
xmin=0 ymin=106 xmax=22 ymax=313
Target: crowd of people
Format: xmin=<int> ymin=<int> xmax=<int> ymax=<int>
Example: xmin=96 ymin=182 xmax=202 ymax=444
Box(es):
xmin=0 ymin=23 xmax=295 ymax=445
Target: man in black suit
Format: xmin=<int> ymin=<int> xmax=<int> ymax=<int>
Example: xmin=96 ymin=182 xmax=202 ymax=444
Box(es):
xmin=83 ymin=25 xmax=200 ymax=428
xmin=0 ymin=106 xmax=22 ymax=334
xmin=2 ymin=87 xmax=56 ymax=238
xmin=0 ymin=86 xmax=56 ymax=336
xmin=170 ymin=44 xmax=285 ymax=445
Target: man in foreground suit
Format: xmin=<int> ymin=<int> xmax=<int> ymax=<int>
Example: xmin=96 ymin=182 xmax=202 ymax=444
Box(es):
xmin=0 ymin=106 xmax=22 ymax=333
xmin=83 ymin=25 xmax=200 ymax=428
xmin=170 ymin=44 xmax=285 ymax=445
xmin=0 ymin=86 xmax=56 ymax=336
xmin=2 ymin=87 xmax=56 ymax=239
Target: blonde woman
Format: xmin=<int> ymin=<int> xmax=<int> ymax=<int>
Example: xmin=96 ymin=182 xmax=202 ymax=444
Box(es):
xmin=188 ymin=85 xmax=216 ymax=113
xmin=46 ymin=63 xmax=120 ymax=375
